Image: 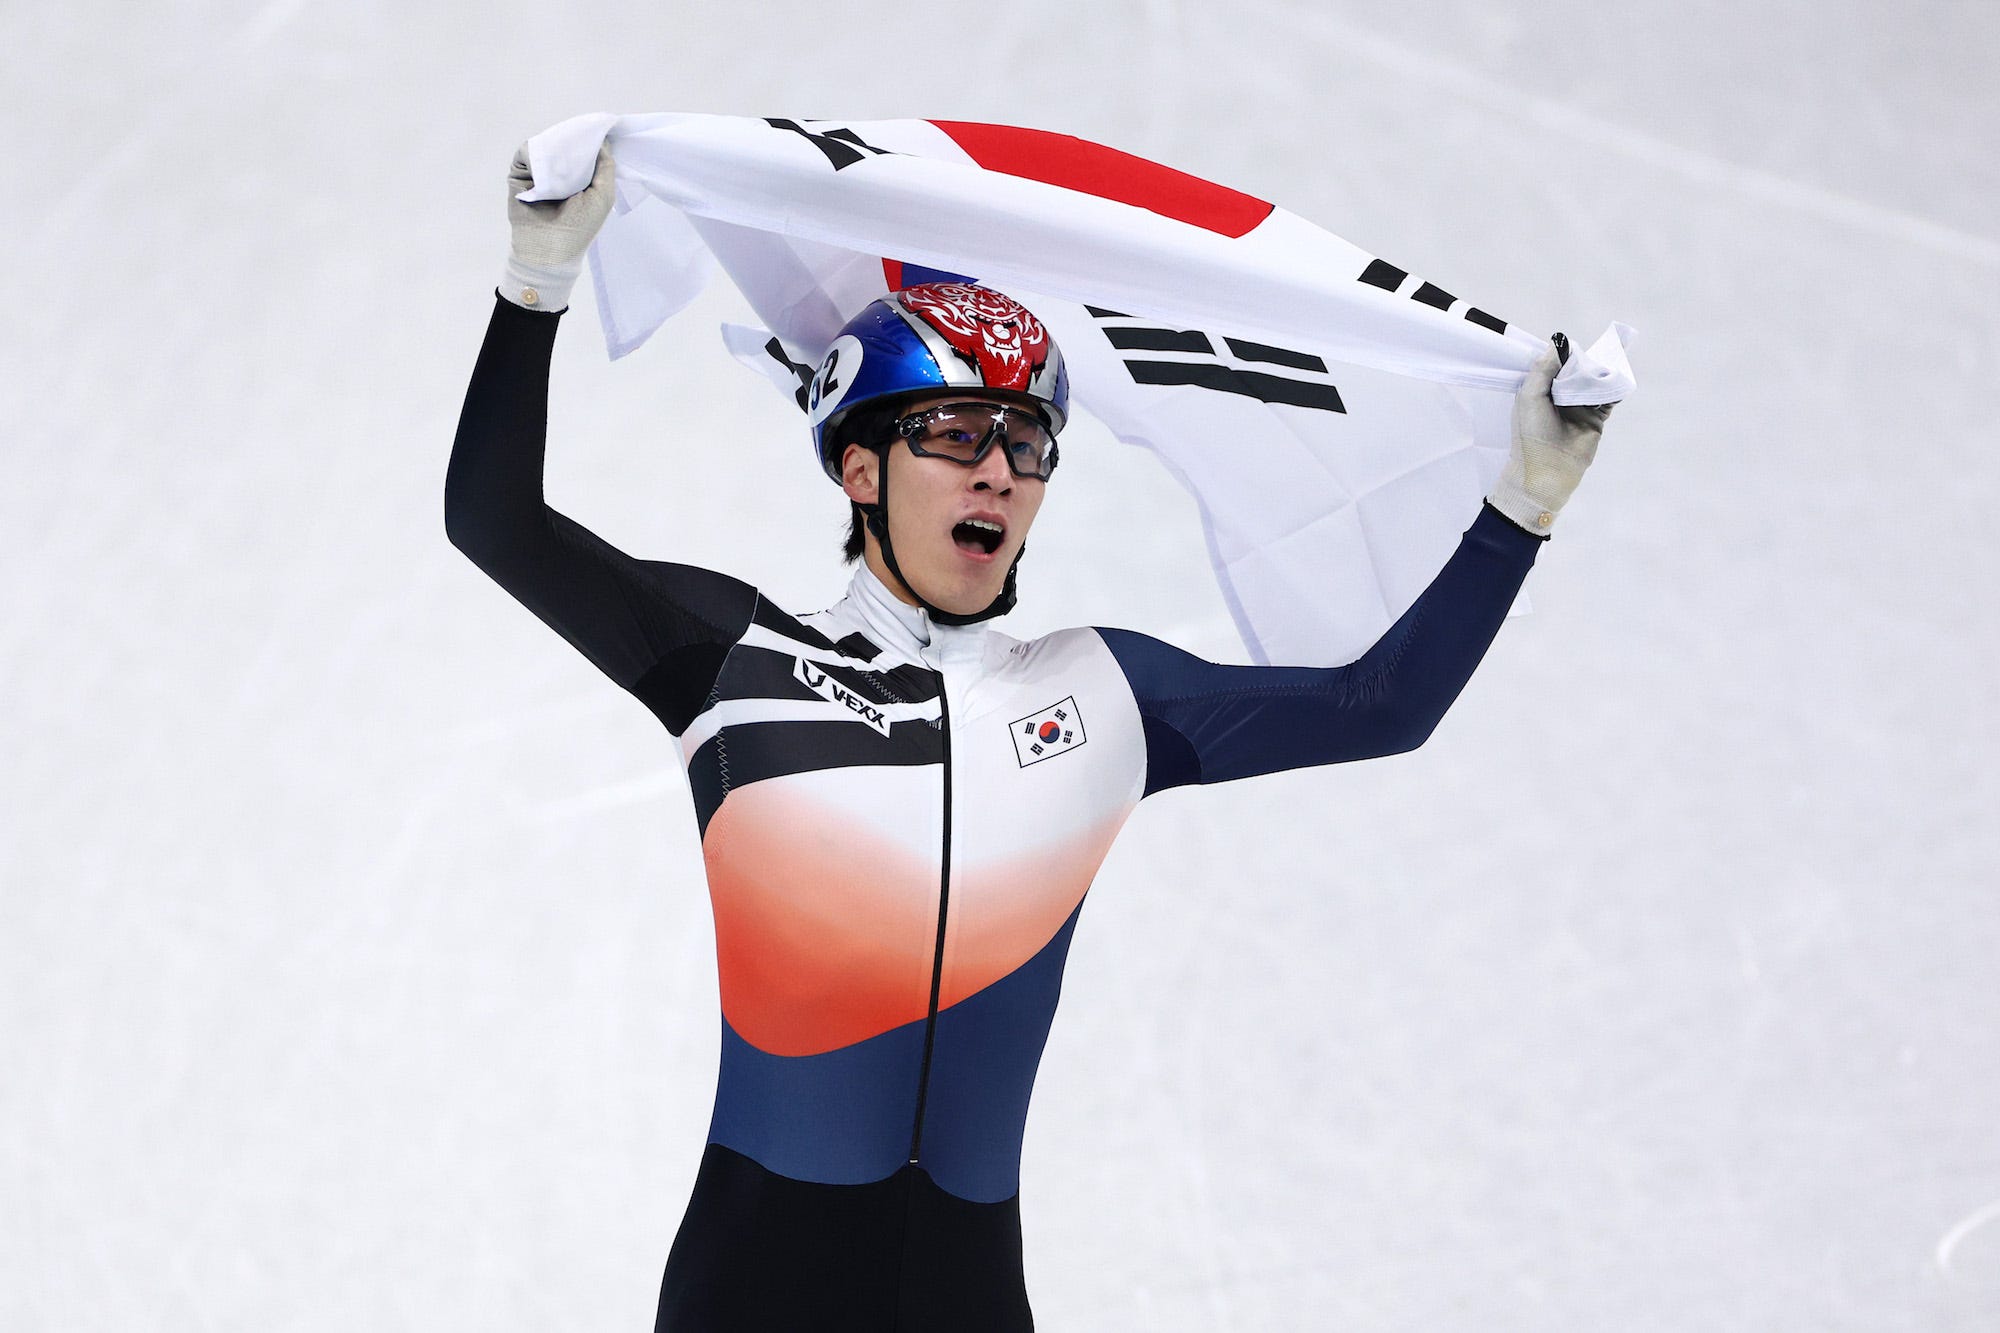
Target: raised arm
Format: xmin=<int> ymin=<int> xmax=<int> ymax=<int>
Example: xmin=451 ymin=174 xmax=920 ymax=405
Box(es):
xmin=445 ymin=142 xmax=756 ymax=734
xmin=1099 ymin=502 xmax=1537 ymax=793
xmin=1102 ymin=342 xmax=1612 ymax=796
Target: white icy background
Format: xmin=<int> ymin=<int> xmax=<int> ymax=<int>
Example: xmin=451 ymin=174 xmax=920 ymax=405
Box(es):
xmin=7 ymin=2 xmax=1999 ymax=1329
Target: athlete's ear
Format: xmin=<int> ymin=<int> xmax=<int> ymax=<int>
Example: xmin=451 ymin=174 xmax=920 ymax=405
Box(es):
xmin=840 ymin=443 xmax=880 ymax=507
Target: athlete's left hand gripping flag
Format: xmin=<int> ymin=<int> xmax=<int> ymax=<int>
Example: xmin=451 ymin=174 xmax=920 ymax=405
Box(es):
xmin=516 ymin=112 xmax=1637 ymax=666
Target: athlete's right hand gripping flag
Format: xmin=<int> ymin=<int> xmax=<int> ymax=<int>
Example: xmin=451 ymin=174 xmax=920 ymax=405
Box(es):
xmin=517 ymin=113 xmax=1637 ymax=666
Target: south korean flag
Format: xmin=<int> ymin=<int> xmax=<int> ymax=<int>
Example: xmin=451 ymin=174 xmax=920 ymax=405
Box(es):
xmin=1010 ymin=696 xmax=1087 ymax=768
xmin=523 ymin=111 xmax=1635 ymax=668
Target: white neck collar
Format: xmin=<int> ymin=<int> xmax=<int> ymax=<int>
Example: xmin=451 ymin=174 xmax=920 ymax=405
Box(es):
xmin=844 ymin=562 xmax=990 ymax=662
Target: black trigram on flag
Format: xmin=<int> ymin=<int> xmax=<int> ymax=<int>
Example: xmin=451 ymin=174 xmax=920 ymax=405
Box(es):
xmin=1088 ymin=307 xmax=1346 ymax=413
xmin=763 ymin=119 xmax=895 ymax=172
xmin=761 ymin=337 xmax=817 ymax=411
xmin=1356 ymin=259 xmax=1511 ymax=337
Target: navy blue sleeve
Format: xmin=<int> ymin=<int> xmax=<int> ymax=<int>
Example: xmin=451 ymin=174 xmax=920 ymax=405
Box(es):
xmin=444 ymin=294 xmax=758 ymax=734
xmin=1098 ymin=503 xmax=1544 ymax=796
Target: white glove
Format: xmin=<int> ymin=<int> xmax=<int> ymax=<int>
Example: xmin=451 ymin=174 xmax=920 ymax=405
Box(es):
xmin=500 ymin=141 xmax=615 ymax=313
xmin=1487 ymin=338 xmax=1614 ymax=536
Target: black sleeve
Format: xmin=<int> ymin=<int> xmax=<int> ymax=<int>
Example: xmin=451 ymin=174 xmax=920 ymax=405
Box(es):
xmin=444 ymin=294 xmax=757 ymax=734
xmin=1098 ymin=502 xmax=1544 ymax=796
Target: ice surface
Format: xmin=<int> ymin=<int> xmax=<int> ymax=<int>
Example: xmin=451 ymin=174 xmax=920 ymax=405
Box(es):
xmin=5 ymin=1 xmax=1999 ymax=1329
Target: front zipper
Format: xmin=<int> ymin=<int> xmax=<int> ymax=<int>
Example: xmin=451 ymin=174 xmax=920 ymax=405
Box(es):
xmin=906 ymin=675 xmax=953 ymax=1164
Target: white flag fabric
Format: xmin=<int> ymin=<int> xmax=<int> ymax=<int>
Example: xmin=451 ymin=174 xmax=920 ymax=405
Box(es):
xmin=520 ymin=112 xmax=1636 ymax=665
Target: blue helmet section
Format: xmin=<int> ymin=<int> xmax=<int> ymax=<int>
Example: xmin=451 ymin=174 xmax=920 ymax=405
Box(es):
xmin=807 ymin=301 xmax=949 ymax=479
xmin=808 ymin=288 xmax=1070 ymax=483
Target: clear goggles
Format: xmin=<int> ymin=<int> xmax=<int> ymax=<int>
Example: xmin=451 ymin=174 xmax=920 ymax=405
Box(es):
xmin=889 ymin=401 xmax=1059 ymax=480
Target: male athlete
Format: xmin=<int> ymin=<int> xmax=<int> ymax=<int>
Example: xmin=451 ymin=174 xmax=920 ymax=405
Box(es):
xmin=447 ymin=143 xmax=1609 ymax=1331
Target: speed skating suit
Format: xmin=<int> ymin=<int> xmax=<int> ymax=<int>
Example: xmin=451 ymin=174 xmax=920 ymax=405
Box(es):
xmin=447 ymin=296 xmax=1546 ymax=1331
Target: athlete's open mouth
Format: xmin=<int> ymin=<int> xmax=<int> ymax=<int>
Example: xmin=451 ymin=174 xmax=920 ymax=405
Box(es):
xmin=952 ymin=519 xmax=1005 ymax=557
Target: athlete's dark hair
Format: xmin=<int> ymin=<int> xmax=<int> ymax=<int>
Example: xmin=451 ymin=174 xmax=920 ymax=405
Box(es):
xmin=844 ymin=505 xmax=867 ymax=563
xmin=834 ymin=403 xmax=900 ymax=564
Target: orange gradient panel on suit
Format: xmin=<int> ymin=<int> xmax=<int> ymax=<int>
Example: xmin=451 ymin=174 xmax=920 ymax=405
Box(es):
xmin=938 ymin=636 xmax=1147 ymax=1010
xmin=702 ymin=778 xmax=943 ymax=1058
xmin=936 ymin=812 xmax=1131 ymax=1011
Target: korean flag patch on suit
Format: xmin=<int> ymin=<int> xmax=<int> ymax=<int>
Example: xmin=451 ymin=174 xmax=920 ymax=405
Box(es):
xmin=1011 ymin=696 xmax=1086 ymax=767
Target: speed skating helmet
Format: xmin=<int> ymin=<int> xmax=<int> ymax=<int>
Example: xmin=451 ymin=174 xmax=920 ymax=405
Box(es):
xmin=808 ymin=282 xmax=1069 ymax=481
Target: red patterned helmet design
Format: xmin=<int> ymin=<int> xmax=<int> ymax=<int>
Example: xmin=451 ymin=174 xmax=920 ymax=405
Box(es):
xmin=898 ymin=283 xmax=1050 ymax=395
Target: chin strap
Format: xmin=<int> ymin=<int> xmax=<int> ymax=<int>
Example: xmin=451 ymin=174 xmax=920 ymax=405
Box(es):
xmin=863 ymin=447 xmax=1020 ymax=627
